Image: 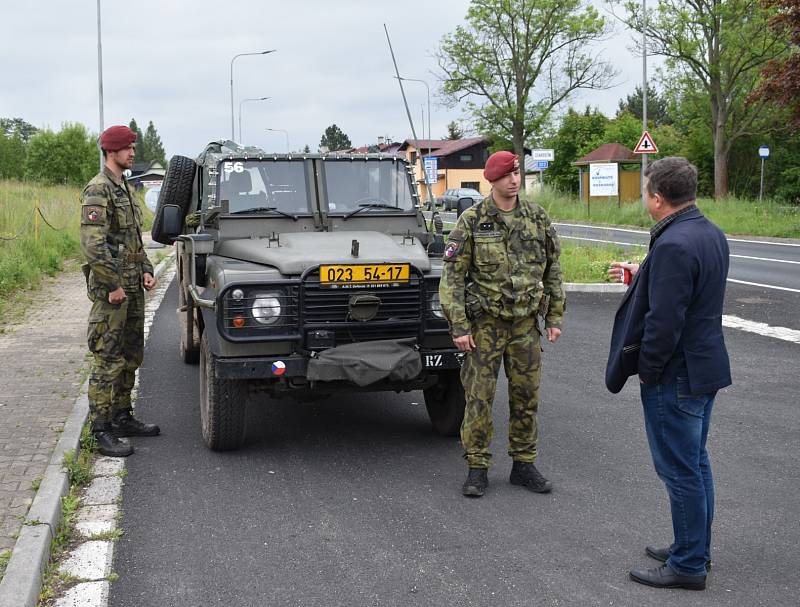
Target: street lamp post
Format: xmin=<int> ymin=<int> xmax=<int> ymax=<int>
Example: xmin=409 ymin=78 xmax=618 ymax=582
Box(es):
xmin=96 ymin=0 xmax=104 ymax=171
xmin=238 ymin=96 xmax=270 ymax=142
xmin=266 ymin=128 xmax=290 ymax=153
xmin=229 ymin=50 xmax=275 ymax=140
xmin=395 ymin=76 xmax=430 ymax=142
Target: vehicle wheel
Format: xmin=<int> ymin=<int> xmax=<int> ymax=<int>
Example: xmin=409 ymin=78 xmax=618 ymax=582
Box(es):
xmin=151 ymin=155 xmax=196 ymax=245
xmin=199 ymin=332 xmax=247 ymax=450
xmin=178 ymin=273 xmax=200 ymax=364
xmin=423 ymin=370 xmax=466 ymax=436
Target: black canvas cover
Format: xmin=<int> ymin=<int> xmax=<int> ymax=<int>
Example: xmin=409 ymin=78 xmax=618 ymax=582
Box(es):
xmin=307 ymin=339 xmax=421 ymax=386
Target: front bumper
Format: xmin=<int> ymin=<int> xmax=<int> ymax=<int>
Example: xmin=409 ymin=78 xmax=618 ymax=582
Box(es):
xmin=214 ymin=349 xmax=464 ymax=380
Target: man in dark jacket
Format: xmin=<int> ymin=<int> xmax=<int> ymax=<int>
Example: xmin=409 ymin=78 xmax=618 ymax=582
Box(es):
xmin=606 ymin=157 xmax=731 ymax=591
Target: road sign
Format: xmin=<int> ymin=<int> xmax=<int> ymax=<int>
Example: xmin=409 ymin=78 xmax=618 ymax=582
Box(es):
xmin=589 ymin=163 xmax=619 ymax=196
xmin=536 ymin=160 xmax=549 ymax=170
xmin=423 ymin=156 xmax=438 ymax=185
xmin=759 ymin=146 xmax=770 ymax=158
xmin=532 ymin=149 xmax=555 ymax=161
xmin=634 ymin=131 xmax=658 ymax=154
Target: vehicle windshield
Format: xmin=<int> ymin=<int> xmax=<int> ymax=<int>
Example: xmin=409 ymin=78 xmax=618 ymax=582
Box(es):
xmin=217 ymin=160 xmax=310 ymax=214
xmin=323 ymin=159 xmax=415 ymax=214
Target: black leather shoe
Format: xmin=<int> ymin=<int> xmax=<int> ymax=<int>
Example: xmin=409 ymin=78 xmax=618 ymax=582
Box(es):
xmin=462 ymin=468 xmax=488 ymax=497
xmin=94 ymin=431 xmax=134 ymax=457
xmin=509 ymin=461 xmax=552 ymax=493
xmin=111 ymin=411 xmax=160 ymax=437
xmin=629 ymin=564 xmax=706 ymax=590
xmin=646 ymin=545 xmax=712 ymax=571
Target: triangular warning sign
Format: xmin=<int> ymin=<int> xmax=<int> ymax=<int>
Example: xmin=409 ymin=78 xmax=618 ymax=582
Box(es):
xmin=634 ymin=131 xmax=658 ymax=154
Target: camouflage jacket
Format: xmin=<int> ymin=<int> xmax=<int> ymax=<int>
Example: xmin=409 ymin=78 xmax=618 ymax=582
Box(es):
xmin=80 ymin=167 xmax=153 ymax=295
xmin=439 ymin=195 xmax=565 ymax=337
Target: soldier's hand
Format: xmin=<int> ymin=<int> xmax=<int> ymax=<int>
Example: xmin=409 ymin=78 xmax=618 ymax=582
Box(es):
xmin=546 ymin=327 xmax=562 ymax=343
xmin=453 ymin=334 xmax=476 ymax=352
xmin=143 ymin=272 xmax=156 ymax=291
xmin=108 ymin=287 xmax=127 ymax=304
xmin=607 ymin=261 xmax=639 ymax=283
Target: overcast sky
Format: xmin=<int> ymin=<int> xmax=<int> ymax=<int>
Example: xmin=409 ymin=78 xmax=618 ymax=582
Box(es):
xmin=1 ymin=0 xmax=657 ymax=158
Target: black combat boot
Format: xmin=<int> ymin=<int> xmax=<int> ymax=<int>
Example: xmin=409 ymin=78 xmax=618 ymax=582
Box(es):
xmin=93 ymin=423 xmax=134 ymax=458
xmin=111 ymin=411 xmax=160 ymax=437
xmin=462 ymin=468 xmax=489 ymax=497
xmin=510 ymin=461 xmax=552 ymax=493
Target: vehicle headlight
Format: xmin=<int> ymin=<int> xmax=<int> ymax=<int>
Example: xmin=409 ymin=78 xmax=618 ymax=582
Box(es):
xmin=252 ymin=292 xmax=282 ymax=325
xmin=429 ymin=291 xmax=445 ymax=319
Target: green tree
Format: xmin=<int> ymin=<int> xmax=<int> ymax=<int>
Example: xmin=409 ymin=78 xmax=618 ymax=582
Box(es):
xmin=0 ymin=131 xmax=27 ymax=180
xmin=319 ymin=124 xmax=352 ymax=151
xmin=545 ymin=107 xmax=608 ymax=193
xmin=23 ymin=123 xmax=97 ymax=186
xmin=617 ymin=85 xmax=672 ymax=126
xmin=444 ymin=120 xmax=464 ymax=140
xmin=141 ymin=121 xmax=166 ymax=165
xmin=621 ymin=0 xmax=789 ymax=198
xmin=302 ymin=144 xmax=311 ymax=153
xmin=128 ymin=118 xmax=145 ymax=147
xmin=437 ymin=0 xmax=615 ymax=186
xmin=0 ymin=117 xmax=38 ymax=142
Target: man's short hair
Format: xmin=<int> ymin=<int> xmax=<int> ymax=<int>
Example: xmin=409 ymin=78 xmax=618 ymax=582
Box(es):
xmin=644 ymin=157 xmax=698 ymax=206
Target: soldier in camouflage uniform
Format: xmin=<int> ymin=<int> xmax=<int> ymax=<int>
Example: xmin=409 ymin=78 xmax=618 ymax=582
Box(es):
xmin=439 ymin=151 xmax=565 ymax=497
xmin=80 ymin=125 xmax=160 ymax=457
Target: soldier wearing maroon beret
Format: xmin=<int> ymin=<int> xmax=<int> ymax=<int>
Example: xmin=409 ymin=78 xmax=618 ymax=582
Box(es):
xmin=79 ymin=125 xmax=160 ymax=456
xmin=440 ymin=150 xmax=565 ymax=497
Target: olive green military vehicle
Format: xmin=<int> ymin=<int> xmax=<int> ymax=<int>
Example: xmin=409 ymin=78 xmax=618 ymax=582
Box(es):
xmin=151 ymin=141 xmax=464 ymax=450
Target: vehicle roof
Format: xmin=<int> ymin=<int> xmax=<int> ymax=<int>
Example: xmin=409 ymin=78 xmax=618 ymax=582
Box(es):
xmin=196 ymin=140 xmax=411 ymax=168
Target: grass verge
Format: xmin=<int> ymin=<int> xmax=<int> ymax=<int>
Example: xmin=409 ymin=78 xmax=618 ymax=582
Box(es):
xmin=531 ymin=190 xmax=800 ymax=238
xmin=0 ymin=179 xmax=153 ymax=321
xmin=0 ymin=549 xmax=10 ymax=582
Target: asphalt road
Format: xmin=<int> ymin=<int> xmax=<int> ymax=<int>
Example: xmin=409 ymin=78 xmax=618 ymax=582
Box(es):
xmin=429 ymin=211 xmax=800 ymax=292
xmin=109 ymin=281 xmax=799 ymax=606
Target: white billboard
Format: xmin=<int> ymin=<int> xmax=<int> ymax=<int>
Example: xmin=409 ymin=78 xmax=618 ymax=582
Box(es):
xmin=589 ymin=163 xmax=619 ymax=197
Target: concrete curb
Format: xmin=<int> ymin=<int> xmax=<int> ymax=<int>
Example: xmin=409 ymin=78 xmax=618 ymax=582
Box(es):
xmin=0 ymin=252 xmax=175 ymax=607
xmin=564 ymin=282 xmax=627 ymax=293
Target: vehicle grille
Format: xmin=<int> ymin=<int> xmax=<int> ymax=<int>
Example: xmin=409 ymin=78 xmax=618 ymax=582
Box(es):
xmin=301 ymin=269 xmax=423 ymax=345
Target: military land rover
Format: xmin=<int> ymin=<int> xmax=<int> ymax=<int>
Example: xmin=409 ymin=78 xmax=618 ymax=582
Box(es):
xmin=151 ymin=141 xmax=465 ymax=450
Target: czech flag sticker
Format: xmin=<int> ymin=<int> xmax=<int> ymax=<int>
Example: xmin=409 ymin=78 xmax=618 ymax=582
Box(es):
xmin=271 ymin=360 xmax=286 ymax=376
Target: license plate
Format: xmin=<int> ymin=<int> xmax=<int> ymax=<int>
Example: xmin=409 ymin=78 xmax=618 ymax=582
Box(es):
xmin=319 ymin=264 xmax=410 ymax=287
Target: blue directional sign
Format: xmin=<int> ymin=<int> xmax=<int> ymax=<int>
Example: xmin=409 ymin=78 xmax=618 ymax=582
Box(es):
xmin=536 ymin=160 xmax=549 ymax=170
xmin=759 ymin=146 xmax=770 ymax=158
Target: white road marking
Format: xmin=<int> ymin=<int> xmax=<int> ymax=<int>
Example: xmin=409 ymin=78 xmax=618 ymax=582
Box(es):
xmin=723 ymin=315 xmax=800 ymax=344
xmin=554 ymin=222 xmax=800 ymax=247
xmin=730 ymin=254 xmax=800 ymax=265
xmin=726 ymin=279 xmax=800 ymax=293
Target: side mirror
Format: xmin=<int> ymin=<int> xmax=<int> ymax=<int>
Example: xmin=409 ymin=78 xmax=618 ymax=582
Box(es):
xmin=151 ymin=204 xmax=184 ymax=245
xmin=456 ymin=197 xmax=473 ymax=218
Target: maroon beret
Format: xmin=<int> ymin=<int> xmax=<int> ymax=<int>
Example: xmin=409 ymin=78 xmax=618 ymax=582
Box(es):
xmin=100 ymin=125 xmax=137 ymax=152
xmin=484 ymin=151 xmax=519 ymax=182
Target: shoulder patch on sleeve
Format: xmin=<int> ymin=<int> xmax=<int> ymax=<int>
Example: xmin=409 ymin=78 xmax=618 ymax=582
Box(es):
xmin=81 ymin=205 xmax=107 ymax=225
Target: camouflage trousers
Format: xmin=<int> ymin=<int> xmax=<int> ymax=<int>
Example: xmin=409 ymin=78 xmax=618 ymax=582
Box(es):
xmin=87 ymin=289 xmax=145 ymax=425
xmin=460 ymin=314 xmax=542 ymax=469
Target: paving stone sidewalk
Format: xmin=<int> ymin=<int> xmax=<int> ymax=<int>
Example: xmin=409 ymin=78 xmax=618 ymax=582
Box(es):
xmin=0 ymin=236 xmax=170 ymax=558
xmin=0 ymin=268 xmax=91 ymax=554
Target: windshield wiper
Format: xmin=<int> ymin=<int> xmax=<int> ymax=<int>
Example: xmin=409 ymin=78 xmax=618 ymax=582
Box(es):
xmin=231 ymin=206 xmax=298 ymax=221
xmin=343 ymin=202 xmax=403 ymax=220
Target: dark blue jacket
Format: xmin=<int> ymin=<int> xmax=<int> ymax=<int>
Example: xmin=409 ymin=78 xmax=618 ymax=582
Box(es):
xmin=605 ymin=207 xmax=732 ymax=395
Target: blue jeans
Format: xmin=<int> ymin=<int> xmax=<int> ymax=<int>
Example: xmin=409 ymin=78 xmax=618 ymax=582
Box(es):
xmin=640 ymin=373 xmax=715 ymax=576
